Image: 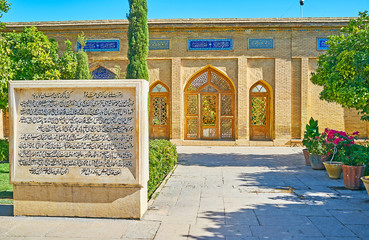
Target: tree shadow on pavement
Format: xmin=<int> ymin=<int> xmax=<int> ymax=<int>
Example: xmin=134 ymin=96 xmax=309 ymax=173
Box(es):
xmin=179 ymin=152 xmax=368 ymax=239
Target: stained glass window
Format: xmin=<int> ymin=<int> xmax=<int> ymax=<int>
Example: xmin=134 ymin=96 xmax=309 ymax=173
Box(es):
xmin=152 ymin=83 xmax=168 ymax=93
xmin=251 ymin=84 xmax=267 ymax=93
xmin=251 ymin=96 xmax=267 ymax=126
xmin=185 ymin=67 xmax=235 ymax=140
xmin=201 ymin=85 xmax=218 ymax=92
xmin=152 ymin=97 xmax=167 ymax=125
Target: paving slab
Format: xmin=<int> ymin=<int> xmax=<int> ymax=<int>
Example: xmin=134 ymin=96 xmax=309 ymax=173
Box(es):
xmin=6 ymin=218 xmax=62 ymax=237
xmin=154 ymin=223 xmax=189 ymax=240
xmin=328 ymin=210 xmax=369 ymax=224
xmin=1 ymin=146 xmax=369 ymax=240
xmin=308 ymin=216 xmax=356 ymax=237
xmin=345 ymin=224 xmax=369 ymax=239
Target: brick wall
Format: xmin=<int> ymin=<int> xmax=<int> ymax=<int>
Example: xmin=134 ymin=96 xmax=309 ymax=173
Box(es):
xmin=2 ymin=18 xmax=366 ymax=145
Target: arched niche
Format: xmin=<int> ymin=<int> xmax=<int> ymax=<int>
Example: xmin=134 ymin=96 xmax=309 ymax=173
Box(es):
xmin=91 ymin=66 xmax=116 ymax=79
xmin=149 ymin=81 xmax=170 ymax=139
xmin=184 ymin=66 xmax=235 ymax=140
xmin=249 ymin=81 xmax=273 ymax=140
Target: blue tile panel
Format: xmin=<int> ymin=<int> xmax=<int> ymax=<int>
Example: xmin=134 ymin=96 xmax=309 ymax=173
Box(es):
xmin=77 ymin=39 xmax=120 ymax=52
xmin=149 ymin=39 xmax=170 ymax=50
xmin=188 ymin=39 xmax=233 ymax=51
xmin=248 ymin=39 xmax=273 ymax=49
xmin=92 ymin=66 xmax=116 ymax=79
xmin=317 ymin=38 xmax=329 ymax=50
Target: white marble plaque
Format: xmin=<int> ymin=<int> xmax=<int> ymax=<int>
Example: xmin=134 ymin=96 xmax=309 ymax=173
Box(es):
xmin=9 ymin=80 xmax=149 ymax=186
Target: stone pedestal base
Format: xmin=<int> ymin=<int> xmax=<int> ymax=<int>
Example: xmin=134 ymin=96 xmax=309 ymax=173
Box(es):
xmin=13 ymin=183 xmax=147 ymax=219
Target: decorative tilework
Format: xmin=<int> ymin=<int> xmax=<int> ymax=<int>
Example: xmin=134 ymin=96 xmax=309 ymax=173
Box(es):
xmin=77 ymin=39 xmax=120 ymax=52
xmin=248 ymin=39 xmax=273 ymax=49
xmin=149 ymin=39 xmax=170 ymax=50
xmin=92 ymin=66 xmax=116 ymax=79
xmin=317 ymin=38 xmax=329 ymax=50
xmin=188 ymin=39 xmax=233 ymax=51
xmin=45 ymin=29 xmax=340 ymax=36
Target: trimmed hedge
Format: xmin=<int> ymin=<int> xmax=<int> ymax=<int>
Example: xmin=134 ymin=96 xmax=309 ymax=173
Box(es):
xmin=148 ymin=139 xmax=178 ymax=198
xmin=0 ymin=139 xmax=8 ymax=162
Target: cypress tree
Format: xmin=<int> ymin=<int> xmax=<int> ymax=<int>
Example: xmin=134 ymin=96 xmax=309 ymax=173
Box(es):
xmin=126 ymin=0 xmax=149 ymax=81
xmin=75 ymin=32 xmax=91 ymax=79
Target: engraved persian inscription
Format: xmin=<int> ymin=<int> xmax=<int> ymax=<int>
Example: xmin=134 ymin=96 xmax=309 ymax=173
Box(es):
xmin=14 ymin=87 xmax=138 ymax=184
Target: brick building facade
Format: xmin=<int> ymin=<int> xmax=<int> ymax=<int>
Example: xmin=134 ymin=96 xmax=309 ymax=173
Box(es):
xmin=1 ymin=18 xmax=367 ymax=146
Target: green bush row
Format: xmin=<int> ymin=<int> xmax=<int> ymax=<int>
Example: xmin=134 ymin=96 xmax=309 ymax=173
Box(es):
xmin=148 ymin=139 xmax=178 ymax=198
xmin=0 ymin=139 xmax=8 ymax=162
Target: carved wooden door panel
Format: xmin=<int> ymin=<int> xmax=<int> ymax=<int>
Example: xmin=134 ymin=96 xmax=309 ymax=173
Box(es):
xmin=250 ymin=84 xmax=270 ymax=140
xmin=149 ymin=83 xmax=170 ymax=139
xmin=184 ymin=67 xmax=235 ymax=140
xmin=201 ymin=94 xmax=218 ymax=139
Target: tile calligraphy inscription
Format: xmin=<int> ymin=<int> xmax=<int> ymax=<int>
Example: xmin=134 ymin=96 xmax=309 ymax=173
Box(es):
xmin=15 ymin=88 xmax=137 ymax=184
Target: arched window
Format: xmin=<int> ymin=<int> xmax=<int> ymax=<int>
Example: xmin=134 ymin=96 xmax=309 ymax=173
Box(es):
xmin=184 ymin=66 xmax=235 ymax=140
xmin=91 ymin=66 xmax=116 ymax=79
xmin=149 ymin=82 xmax=170 ymax=139
xmin=250 ymin=81 xmax=272 ymax=140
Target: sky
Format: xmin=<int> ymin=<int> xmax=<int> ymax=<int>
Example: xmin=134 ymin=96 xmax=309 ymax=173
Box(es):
xmin=1 ymin=0 xmax=368 ymax=22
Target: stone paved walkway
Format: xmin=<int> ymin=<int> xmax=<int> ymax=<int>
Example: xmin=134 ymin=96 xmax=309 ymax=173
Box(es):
xmin=1 ymin=146 xmax=369 ymax=240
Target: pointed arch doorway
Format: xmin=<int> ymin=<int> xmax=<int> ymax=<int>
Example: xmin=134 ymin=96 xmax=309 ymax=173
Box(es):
xmin=184 ymin=66 xmax=235 ymax=140
xmin=149 ymin=82 xmax=170 ymax=139
xmin=250 ymin=82 xmax=271 ymax=140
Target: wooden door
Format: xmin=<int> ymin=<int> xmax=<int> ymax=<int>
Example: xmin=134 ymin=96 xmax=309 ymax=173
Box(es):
xmin=201 ymin=94 xmax=218 ymax=139
xmin=250 ymin=84 xmax=270 ymax=140
xmin=149 ymin=83 xmax=170 ymax=139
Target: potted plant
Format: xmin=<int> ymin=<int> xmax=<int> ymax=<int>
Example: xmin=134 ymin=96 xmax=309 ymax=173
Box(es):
xmin=337 ymin=144 xmax=368 ymax=189
xmin=362 ymin=169 xmax=369 ymax=197
xmin=302 ymin=117 xmax=319 ymax=166
xmin=308 ymin=133 xmax=329 ymax=170
xmin=322 ymin=129 xmax=358 ymax=179
xmin=361 ymin=148 xmax=369 ymax=197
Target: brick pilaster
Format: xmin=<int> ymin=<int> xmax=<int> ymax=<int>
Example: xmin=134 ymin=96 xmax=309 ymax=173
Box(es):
xmin=274 ymin=58 xmax=292 ymax=143
xmin=171 ymin=57 xmax=182 ymax=140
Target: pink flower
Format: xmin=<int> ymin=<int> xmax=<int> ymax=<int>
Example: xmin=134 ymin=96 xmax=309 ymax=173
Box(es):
xmin=325 ymin=128 xmax=329 ymax=133
xmin=334 ymin=138 xmax=340 ymax=145
xmin=339 ymin=131 xmax=346 ymax=137
xmin=353 ymin=131 xmax=359 ymax=135
xmin=329 ymin=129 xmax=338 ymax=134
xmin=348 ymin=136 xmax=354 ymax=140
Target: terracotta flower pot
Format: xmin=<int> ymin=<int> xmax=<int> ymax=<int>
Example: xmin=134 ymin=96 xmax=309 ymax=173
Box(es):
xmin=361 ymin=176 xmax=369 ymax=197
xmin=302 ymin=149 xmax=310 ymax=166
xmin=342 ymin=164 xmax=365 ymax=190
xmin=323 ymin=161 xmax=342 ymax=179
xmin=310 ymin=154 xmax=327 ymax=170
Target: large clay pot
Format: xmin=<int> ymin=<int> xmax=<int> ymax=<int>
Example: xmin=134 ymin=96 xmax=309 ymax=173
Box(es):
xmin=302 ymin=149 xmax=310 ymax=166
xmin=362 ymin=176 xmax=369 ymax=197
xmin=323 ymin=162 xmax=342 ymax=179
xmin=310 ymin=154 xmax=327 ymax=170
xmin=342 ymin=165 xmax=365 ymax=190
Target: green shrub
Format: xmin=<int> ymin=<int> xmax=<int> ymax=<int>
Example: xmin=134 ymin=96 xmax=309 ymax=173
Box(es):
xmin=75 ymin=32 xmax=91 ymax=80
xmin=75 ymin=51 xmax=91 ymax=79
xmin=0 ymin=139 xmax=8 ymax=162
xmin=148 ymin=139 xmax=178 ymax=198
